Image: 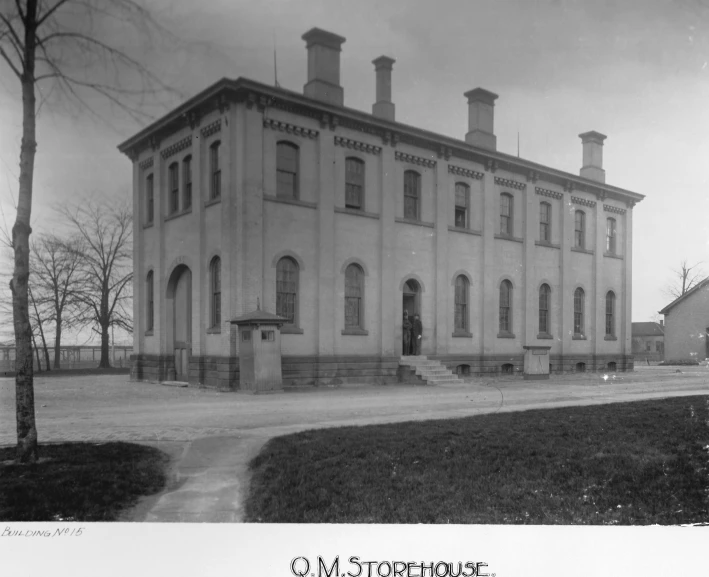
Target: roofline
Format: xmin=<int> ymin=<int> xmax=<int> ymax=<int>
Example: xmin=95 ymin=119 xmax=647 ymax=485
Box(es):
xmin=118 ymin=77 xmax=645 ymax=203
xmin=658 ymin=277 xmax=709 ymax=315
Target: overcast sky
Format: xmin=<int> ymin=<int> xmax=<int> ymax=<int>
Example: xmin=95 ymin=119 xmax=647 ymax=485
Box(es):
xmin=2 ymin=0 xmax=709 ymax=332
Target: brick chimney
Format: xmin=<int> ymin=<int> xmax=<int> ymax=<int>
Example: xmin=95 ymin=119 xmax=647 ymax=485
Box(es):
xmin=464 ymin=88 xmax=498 ymax=150
xmin=372 ymin=56 xmax=395 ymax=121
xmin=579 ymin=131 xmax=607 ymax=183
xmin=302 ymin=28 xmax=346 ymax=106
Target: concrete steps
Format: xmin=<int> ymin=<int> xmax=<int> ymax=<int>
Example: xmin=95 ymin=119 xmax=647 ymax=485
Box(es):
xmin=398 ymin=355 xmax=460 ymax=385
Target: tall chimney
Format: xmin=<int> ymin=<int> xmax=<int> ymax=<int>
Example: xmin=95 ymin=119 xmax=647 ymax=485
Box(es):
xmin=579 ymin=131 xmax=607 ymax=183
xmin=372 ymin=56 xmax=395 ymax=121
xmin=464 ymin=88 xmax=499 ymax=150
xmin=302 ymin=28 xmax=346 ymax=106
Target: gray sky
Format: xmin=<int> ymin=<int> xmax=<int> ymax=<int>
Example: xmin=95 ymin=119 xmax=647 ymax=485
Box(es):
xmin=2 ymin=0 xmax=709 ymax=327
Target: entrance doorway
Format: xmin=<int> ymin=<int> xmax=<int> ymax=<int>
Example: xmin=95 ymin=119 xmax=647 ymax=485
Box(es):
xmin=402 ymin=279 xmax=421 ymax=356
xmin=168 ymin=265 xmax=192 ymax=382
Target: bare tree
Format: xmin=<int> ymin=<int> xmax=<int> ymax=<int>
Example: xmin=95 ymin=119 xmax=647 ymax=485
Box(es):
xmin=61 ymin=198 xmax=132 ymax=369
xmin=0 ymin=0 xmax=179 ymax=462
xmin=28 ymin=285 xmax=51 ymax=370
xmin=663 ymin=260 xmax=704 ymax=301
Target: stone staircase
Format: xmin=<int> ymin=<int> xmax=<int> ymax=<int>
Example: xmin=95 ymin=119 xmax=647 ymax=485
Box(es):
xmin=398 ymin=355 xmax=460 ymax=385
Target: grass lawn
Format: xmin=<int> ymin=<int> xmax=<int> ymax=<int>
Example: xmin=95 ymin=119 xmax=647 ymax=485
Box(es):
xmin=246 ymin=396 xmax=709 ymax=524
xmin=0 ymin=442 xmax=169 ymax=521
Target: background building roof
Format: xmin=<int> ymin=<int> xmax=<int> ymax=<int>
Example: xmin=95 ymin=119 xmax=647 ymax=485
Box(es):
xmin=632 ymin=322 xmax=664 ymax=337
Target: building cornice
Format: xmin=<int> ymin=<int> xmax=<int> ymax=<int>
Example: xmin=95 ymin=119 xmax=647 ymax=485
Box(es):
xmin=263 ymin=117 xmax=319 ymax=139
xmin=334 ymin=135 xmax=381 ymax=155
xmin=535 ymin=186 xmax=563 ymax=200
xmin=495 ymin=176 xmax=526 ymax=191
xmin=571 ymin=196 xmax=596 ymax=208
xmin=395 ymin=151 xmax=436 ymax=168
xmin=200 ymin=119 xmax=221 ymax=138
xmin=604 ymin=204 xmax=627 ymax=215
xmin=138 ymin=157 xmax=154 ymax=170
xmin=448 ymin=164 xmax=483 ymax=180
xmin=160 ymin=135 xmax=192 ymax=159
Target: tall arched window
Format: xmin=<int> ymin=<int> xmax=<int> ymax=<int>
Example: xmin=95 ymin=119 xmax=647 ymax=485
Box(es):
xmin=605 ymin=291 xmax=616 ymax=337
xmin=454 ymin=183 xmax=469 ymax=228
xmin=606 ymin=217 xmax=617 ymax=254
xmin=210 ymin=257 xmax=221 ymax=328
xmin=539 ymin=284 xmax=551 ymax=335
xmin=345 ymin=157 xmax=365 ymax=210
xmin=183 ymin=155 xmax=192 ymax=210
xmin=454 ymin=275 xmax=469 ymax=333
xmin=168 ymin=162 xmax=179 ymax=214
xmin=574 ymin=287 xmax=585 ymax=335
xmin=574 ymin=210 xmax=586 ymax=249
xmin=277 ymin=142 xmax=299 ymax=199
xmin=499 ymin=280 xmax=512 ymax=334
xmin=146 ymin=173 xmax=154 ymax=224
xmin=344 ymin=264 xmax=364 ymax=329
xmin=146 ymin=270 xmax=154 ymax=332
xmin=500 ymin=193 xmax=513 ymax=235
xmin=403 ymin=170 xmax=420 ymax=220
xmin=276 ymin=257 xmax=298 ymax=325
xmin=209 ymin=141 xmax=221 ymax=199
xmin=539 ymin=202 xmax=551 ymax=242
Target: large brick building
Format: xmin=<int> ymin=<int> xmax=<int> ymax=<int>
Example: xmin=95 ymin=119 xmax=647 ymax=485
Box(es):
xmin=118 ymin=28 xmax=644 ymax=388
xmin=659 ymin=279 xmax=709 ymax=362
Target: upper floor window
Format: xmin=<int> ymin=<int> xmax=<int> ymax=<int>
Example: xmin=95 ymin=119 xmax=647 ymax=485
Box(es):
xmin=276 ymin=257 xmax=298 ymax=325
xmin=210 ymin=257 xmax=221 ymax=328
xmin=574 ymin=287 xmax=585 ymax=335
xmin=574 ymin=210 xmax=586 ymax=249
xmin=183 ymin=155 xmax=192 ymax=210
xmin=539 ymin=283 xmax=551 ymax=335
xmin=606 ymin=217 xmax=617 ymax=254
xmin=146 ymin=174 xmax=154 ymax=224
xmin=146 ymin=271 xmax=154 ymax=332
xmin=344 ymin=263 xmax=364 ymax=329
xmin=539 ymin=202 xmax=551 ymax=242
xmin=276 ymin=142 xmax=299 ymax=199
xmin=345 ymin=157 xmax=364 ymax=210
xmin=168 ymin=162 xmax=179 ymax=214
xmin=499 ymin=280 xmax=512 ymax=334
xmin=605 ymin=291 xmax=615 ymax=336
xmin=454 ymin=183 xmax=469 ymax=228
xmin=454 ymin=275 xmax=469 ymax=333
xmin=403 ymin=170 xmax=420 ymax=220
xmin=500 ymin=193 xmax=513 ymax=236
xmin=210 ymin=141 xmax=221 ymax=199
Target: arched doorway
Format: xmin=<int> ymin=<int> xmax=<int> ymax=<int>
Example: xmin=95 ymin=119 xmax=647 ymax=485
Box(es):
xmin=402 ymin=279 xmax=421 ymax=356
xmin=167 ymin=265 xmax=192 ymax=382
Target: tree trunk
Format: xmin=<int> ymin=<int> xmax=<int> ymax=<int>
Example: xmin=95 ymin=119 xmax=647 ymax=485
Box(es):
xmin=31 ymin=331 xmax=41 ymax=372
xmin=30 ymin=288 xmax=51 ymax=372
xmin=99 ymin=323 xmax=111 ymax=368
xmin=12 ymin=0 xmax=39 ymax=463
xmin=54 ymin=320 xmax=62 ymax=369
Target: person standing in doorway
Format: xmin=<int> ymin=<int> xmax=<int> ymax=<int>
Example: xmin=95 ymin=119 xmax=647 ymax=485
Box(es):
xmin=402 ymin=311 xmax=412 ymax=356
xmin=412 ymin=313 xmax=423 ymax=356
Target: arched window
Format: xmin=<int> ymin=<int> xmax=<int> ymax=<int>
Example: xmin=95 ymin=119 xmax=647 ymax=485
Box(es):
xmin=454 ymin=183 xmax=469 ymax=228
xmin=146 ymin=173 xmax=154 ymax=224
xmin=210 ymin=257 xmax=221 ymax=327
xmin=344 ymin=264 xmax=364 ymax=329
xmin=168 ymin=162 xmax=179 ymax=214
xmin=500 ymin=193 xmax=513 ymax=235
xmin=499 ymin=280 xmax=512 ymax=334
xmin=210 ymin=141 xmax=221 ymax=199
xmin=454 ymin=275 xmax=469 ymax=333
xmin=606 ymin=217 xmax=617 ymax=254
xmin=539 ymin=284 xmax=551 ymax=335
xmin=539 ymin=202 xmax=551 ymax=242
xmin=146 ymin=271 xmax=154 ymax=332
xmin=276 ymin=257 xmax=298 ymax=325
xmin=277 ymin=142 xmax=299 ymax=199
xmin=574 ymin=287 xmax=585 ymax=335
xmin=605 ymin=291 xmax=616 ymax=336
xmin=403 ymin=170 xmax=420 ymax=220
xmin=183 ymin=155 xmax=192 ymax=210
xmin=574 ymin=210 xmax=585 ymax=249
xmin=345 ymin=157 xmax=365 ymax=210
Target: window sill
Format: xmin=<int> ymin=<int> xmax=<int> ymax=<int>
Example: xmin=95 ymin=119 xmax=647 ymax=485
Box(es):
xmin=395 ymin=217 xmax=435 ymax=228
xmin=497 ymin=332 xmax=516 ymax=339
xmin=536 ymin=333 xmax=554 ymax=340
xmin=281 ymin=326 xmax=304 ymax=335
xmin=604 ymin=252 xmax=623 ymax=260
xmin=572 ymin=334 xmax=587 ymax=340
xmin=494 ymin=233 xmax=524 ymax=243
xmin=341 ymin=328 xmax=369 ymax=336
xmin=204 ymin=197 xmax=221 ymax=208
xmin=448 ymin=226 xmax=482 ymax=236
xmin=604 ymin=335 xmax=618 ymax=341
xmin=145 ymin=330 xmax=154 ymax=337
xmin=335 ymin=206 xmax=380 ymax=220
xmin=143 ymin=222 xmax=154 ymax=229
xmin=452 ymin=331 xmax=473 ymax=338
xmin=206 ymin=327 xmax=221 ymax=334
xmin=264 ymin=195 xmax=317 ymax=210
xmin=571 ymin=247 xmax=594 ymax=255
xmin=164 ymin=208 xmax=192 ymax=223
xmin=535 ymin=240 xmax=560 ymax=249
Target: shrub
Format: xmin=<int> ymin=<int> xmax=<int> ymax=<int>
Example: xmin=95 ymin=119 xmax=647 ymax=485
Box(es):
xmin=658 ymin=359 xmax=699 ymax=366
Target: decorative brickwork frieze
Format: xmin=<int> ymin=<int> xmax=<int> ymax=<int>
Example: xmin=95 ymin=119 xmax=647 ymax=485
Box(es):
xmin=200 ymin=119 xmax=222 ymax=138
xmin=604 ymin=204 xmax=626 ymax=215
xmin=535 ymin=186 xmax=563 ymax=200
xmin=160 ymin=135 xmax=192 ymax=159
xmin=138 ymin=157 xmax=154 ymax=170
xmin=571 ymin=196 xmax=597 ymax=208
xmin=448 ymin=164 xmax=484 ymax=180
xmin=394 ymin=151 xmax=436 ymax=168
xmin=263 ymin=118 xmax=319 ymax=139
xmin=494 ymin=176 xmax=526 ymax=190
xmin=334 ymin=136 xmax=382 ymax=155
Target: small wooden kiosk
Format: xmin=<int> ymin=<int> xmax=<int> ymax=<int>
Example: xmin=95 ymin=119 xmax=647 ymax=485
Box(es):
xmin=522 ymin=345 xmax=552 ymax=380
xmin=231 ymin=308 xmax=288 ymax=393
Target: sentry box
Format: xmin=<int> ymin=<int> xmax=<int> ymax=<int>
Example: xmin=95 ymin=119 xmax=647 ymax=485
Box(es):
xmin=522 ymin=345 xmax=552 ymax=380
xmin=230 ymin=309 xmax=289 ymax=393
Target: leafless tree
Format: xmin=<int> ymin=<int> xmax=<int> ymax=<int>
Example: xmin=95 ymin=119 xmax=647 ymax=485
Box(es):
xmin=61 ymin=198 xmax=132 ymax=369
xmin=0 ymin=0 xmax=179 ymax=462
xmin=28 ymin=285 xmax=50 ymax=370
xmin=663 ymin=260 xmax=704 ymax=301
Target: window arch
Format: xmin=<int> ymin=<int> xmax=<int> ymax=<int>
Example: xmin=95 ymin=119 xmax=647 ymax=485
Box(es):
xmin=183 ymin=155 xmax=192 ymax=210
xmin=605 ymin=291 xmax=616 ymax=336
xmin=539 ymin=284 xmax=551 ymax=335
xmin=539 ymin=202 xmax=551 ymax=242
xmin=146 ymin=270 xmax=154 ymax=332
xmin=210 ymin=257 xmax=221 ymax=328
xmin=277 ymin=141 xmax=299 ymax=199
xmin=606 ymin=217 xmax=617 ymax=254
xmin=500 ymin=193 xmax=513 ymax=235
xmin=276 ymin=257 xmax=298 ymax=325
xmin=403 ymin=170 xmax=420 ymax=220
xmin=345 ymin=157 xmax=365 ymax=210
xmin=454 ymin=183 xmax=469 ymax=228
xmin=454 ymin=275 xmax=469 ymax=333
xmin=499 ymin=280 xmax=513 ymax=334
xmin=574 ymin=210 xmax=586 ymax=249
xmin=210 ymin=141 xmax=221 ymax=199
xmin=574 ymin=287 xmax=585 ymax=335
xmin=146 ymin=173 xmax=154 ymax=224
xmin=344 ymin=264 xmax=364 ymax=329
xmin=168 ymin=162 xmax=179 ymax=214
